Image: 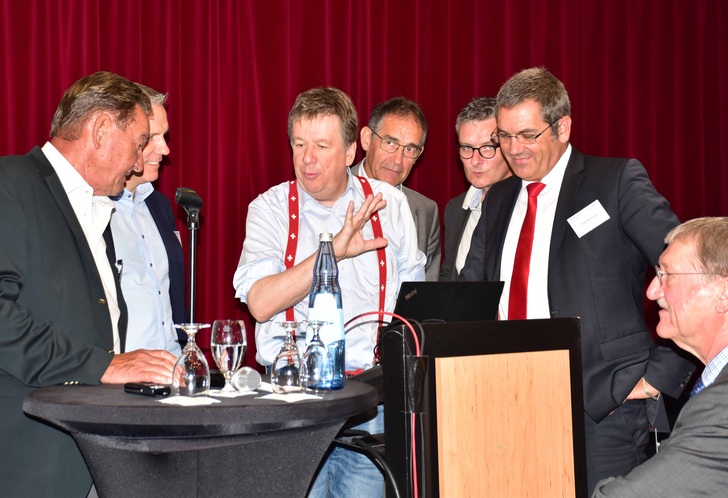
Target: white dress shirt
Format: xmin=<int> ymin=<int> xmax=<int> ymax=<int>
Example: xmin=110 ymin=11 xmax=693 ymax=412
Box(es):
xmin=233 ymin=170 xmax=426 ymax=370
xmin=111 ymin=183 xmax=181 ymax=355
xmin=500 ymin=145 xmax=572 ymax=320
xmin=455 ymin=185 xmax=484 ymax=274
xmin=41 ymin=142 xmax=121 ymax=353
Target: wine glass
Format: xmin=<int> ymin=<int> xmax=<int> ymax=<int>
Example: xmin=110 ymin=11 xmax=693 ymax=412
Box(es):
xmin=173 ymin=323 xmax=211 ymax=396
xmin=211 ymin=320 xmax=246 ymax=392
xmin=271 ymin=321 xmax=304 ymax=394
xmin=300 ymin=320 xmax=333 ymax=394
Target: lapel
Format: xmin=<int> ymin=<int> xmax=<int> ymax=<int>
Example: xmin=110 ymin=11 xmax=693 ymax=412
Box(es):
xmin=30 ymin=147 xmax=100 ymax=278
xmin=484 ymin=176 xmax=521 ymax=280
xmin=103 ymin=226 xmax=128 ymax=352
xmin=548 ymin=148 xmax=585 ymax=271
xmin=30 ymin=147 xmax=120 ymax=346
xmin=452 ymin=197 xmax=471 ymax=248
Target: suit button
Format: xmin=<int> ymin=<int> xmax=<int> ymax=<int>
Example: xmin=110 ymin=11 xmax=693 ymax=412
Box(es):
xmin=98 ymin=298 xmax=107 ymax=306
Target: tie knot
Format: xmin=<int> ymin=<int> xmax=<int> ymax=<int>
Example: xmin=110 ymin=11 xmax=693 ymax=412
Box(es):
xmin=526 ymin=182 xmax=546 ymax=197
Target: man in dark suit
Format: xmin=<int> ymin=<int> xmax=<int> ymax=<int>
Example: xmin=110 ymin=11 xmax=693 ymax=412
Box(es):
xmin=439 ymin=97 xmax=511 ymax=281
xmin=0 ymin=71 xmax=177 ymax=497
xmin=593 ymin=217 xmax=728 ymax=496
xmin=460 ymin=67 xmax=696 ymax=493
xmin=351 ymin=97 xmax=440 ymax=280
xmin=111 ymin=84 xmax=186 ymax=354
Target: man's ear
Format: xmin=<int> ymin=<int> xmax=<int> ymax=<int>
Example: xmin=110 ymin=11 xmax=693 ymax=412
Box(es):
xmin=360 ymin=126 xmax=372 ymax=152
xmin=557 ymin=115 xmax=572 ymax=144
xmin=91 ymin=113 xmax=113 ymax=149
xmin=716 ymin=277 xmax=728 ymax=314
xmin=345 ymin=141 xmax=357 ymax=167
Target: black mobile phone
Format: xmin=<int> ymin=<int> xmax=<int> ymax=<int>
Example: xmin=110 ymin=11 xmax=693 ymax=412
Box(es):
xmin=124 ymin=382 xmax=171 ymax=397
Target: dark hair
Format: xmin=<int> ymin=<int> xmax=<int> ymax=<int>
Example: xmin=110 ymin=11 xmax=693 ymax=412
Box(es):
xmin=288 ymin=87 xmax=358 ymax=146
xmin=368 ymin=97 xmax=428 ymax=144
xmin=455 ymin=97 xmax=496 ymax=134
xmin=50 ymin=71 xmax=152 ymax=140
xmin=496 ymin=67 xmax=571 ymax=138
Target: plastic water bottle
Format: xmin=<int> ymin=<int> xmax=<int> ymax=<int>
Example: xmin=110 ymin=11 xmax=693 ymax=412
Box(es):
xmin=307 ymin=232 xmax=346 ymax=389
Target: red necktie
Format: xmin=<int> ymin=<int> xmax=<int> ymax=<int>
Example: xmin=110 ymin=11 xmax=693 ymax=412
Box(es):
xmin=508 ymin=182 xmax=546 ymax=320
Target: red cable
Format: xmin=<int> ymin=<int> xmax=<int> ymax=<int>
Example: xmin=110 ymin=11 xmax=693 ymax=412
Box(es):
xmin=345 ymin=310 xmax=420 ymax=498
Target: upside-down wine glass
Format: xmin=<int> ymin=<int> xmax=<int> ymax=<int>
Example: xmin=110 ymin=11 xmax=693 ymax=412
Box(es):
xmin=211 ymin=319 xmax=246 ymax=392
xmin=300 ymin=320 xmax=333 ymax=394
xmin=271 ymin=321 xmax=304 ymax=394
xmin=173 ymin=323 xmax=211 ymax=396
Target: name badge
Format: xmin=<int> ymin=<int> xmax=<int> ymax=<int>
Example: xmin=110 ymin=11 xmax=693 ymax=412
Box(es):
xmin=567 ymin=200 xmax=610 ymax=238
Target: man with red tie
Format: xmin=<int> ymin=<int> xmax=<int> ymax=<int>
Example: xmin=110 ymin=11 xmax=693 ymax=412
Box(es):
xmin=459 ymin=67 xmax=697 ymax=494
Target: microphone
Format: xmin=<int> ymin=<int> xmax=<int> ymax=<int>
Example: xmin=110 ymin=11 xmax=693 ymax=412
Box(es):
xmin=232 ymin=367 xmax=262 ymax=392
xmin=175 ymin=187 xmax=203 ymax=215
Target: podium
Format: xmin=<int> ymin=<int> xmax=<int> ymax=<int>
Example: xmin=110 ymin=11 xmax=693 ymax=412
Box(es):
xmin=381 ymin=317 xmax=587 ymax=497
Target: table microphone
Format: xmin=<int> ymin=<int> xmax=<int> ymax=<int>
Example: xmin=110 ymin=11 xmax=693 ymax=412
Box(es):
xmin=232 ymin=367 xmax=262 ymax=392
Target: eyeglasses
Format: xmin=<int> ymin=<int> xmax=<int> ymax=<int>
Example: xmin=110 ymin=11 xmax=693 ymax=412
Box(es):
xmin=654 ymin=266 xmax=724 ymax=286
xmin=371 ymin=129 xmax=423 ymax=159
xmin=493 ymin=118 xmax=561 ymax=146
xmin=458 ymin=143 xmax=499 ymax=160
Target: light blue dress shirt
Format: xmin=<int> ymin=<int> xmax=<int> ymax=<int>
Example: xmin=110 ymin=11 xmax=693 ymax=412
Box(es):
xmin=111 ymin=183 xmax=181 ymax=355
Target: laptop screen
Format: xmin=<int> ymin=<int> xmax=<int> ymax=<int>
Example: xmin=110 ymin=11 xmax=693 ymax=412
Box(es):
xmin=393 ymin=281 xmax=504 ymax=324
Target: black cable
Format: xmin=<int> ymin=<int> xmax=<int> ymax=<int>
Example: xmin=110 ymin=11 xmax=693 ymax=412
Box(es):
xmin=333 ymin=430 xmax=402 ymax=498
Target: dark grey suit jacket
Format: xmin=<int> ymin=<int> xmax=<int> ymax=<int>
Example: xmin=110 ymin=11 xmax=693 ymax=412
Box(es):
xmin=592 ymin=364 xmax=728 ymax=497
xmin=460 ymin=147 xmax=696 ymax=422
xmin=439 ymin=191 xmax=468 ymax=281
xmin=0 ymin=146 xmax=127 ymax=497
xmin=351 ymin=161 xmax=441 ymax=280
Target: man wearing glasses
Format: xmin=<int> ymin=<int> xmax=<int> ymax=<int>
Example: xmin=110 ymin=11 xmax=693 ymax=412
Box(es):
xmin=593 ymin=217 xmax=728 ymax=496
xmin=439 ymin=97 xmax=511 ymax=281
xmin=460 ymin=67 xmax=697 ymax=494
xmin=351 ymin=97 xmax=441 ymax=280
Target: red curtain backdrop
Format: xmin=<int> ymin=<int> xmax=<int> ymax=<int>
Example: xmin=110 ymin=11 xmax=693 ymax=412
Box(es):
xmin=2 ymin=0 xmax=726 ymax=366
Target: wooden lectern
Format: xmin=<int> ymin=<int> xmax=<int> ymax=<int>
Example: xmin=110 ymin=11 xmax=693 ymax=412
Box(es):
xmin=381 ymin=317 xmax=587 ymax=498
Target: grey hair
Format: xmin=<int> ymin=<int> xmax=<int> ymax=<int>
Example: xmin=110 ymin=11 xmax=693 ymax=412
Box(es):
xmin=496 ymin=67 xmax=571 ymax=139
xmin=50 ymin=71 xmax=152 ymax=140
xmin=455 ymin=97 xmax=497 ymax=134
xmin=665 ymin=217 xmax=728 ymax=278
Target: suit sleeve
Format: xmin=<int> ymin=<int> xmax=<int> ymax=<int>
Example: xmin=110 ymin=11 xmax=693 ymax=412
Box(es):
xmin=617 ymin=159 xmax=696 ymax=397
xmin=592 ymin=383 xmax=728 ymax=497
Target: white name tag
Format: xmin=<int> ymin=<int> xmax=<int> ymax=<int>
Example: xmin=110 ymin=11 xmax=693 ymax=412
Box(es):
xmin=567 ymin=200 xmax=610 ymax=238
xmin=174 ymin=230 xmax=182 ymax=245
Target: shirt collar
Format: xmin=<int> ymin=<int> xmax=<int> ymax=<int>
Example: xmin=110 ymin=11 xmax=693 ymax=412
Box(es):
xmin=462 ymin=185 xmax=484 ymax=210
xmin=42 ymin=141 xmax=92 ymax=196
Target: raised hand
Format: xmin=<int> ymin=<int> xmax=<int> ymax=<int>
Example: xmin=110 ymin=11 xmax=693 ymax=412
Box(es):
xmin=333 ymin=194 xmax=388 ymax=260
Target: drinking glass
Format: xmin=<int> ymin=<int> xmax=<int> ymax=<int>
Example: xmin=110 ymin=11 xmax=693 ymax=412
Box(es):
xmin=173 ymin=323 xmax=211 ymax=396
xmin=271 ymin=321 xmax=304 ymax=394
xmin=300 ymin=320 xmax=333 ymax=394
xmin=211 ymin=320 xmax=246 ymax=392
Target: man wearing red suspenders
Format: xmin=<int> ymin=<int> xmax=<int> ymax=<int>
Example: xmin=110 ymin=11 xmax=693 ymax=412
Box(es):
xmin=234 ymin=87 xmax=425 ymax=497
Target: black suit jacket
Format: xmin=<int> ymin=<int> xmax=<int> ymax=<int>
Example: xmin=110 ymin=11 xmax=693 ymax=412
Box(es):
xmin=439 ymin=191 xmax=469 ymax=281
xmin=145 ymin=189 xmax=187 ymax=341
xmin=461 ymin=147 xmax=696 ymax=421
xmin=0 ymin=146 xmax=127 ymax=497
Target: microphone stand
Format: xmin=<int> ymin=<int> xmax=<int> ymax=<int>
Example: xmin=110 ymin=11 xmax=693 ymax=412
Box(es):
xmin=175 ymin=187 xmax=203 ymax=323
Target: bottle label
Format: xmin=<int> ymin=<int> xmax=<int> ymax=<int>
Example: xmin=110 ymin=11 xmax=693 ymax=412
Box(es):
xmin=307 ymin=292 xmax=345 ymax=346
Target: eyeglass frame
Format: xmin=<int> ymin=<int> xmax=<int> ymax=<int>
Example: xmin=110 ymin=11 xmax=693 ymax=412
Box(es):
xmin=654 ymin=265 xmax=724 ymax=286
xmin=458 ymin=142 xmax=499 ymax=160
xmin=493 ymin=117 xmax=562 ymax=146
xmin=370 ymin=129 xmax=424 ymax=159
